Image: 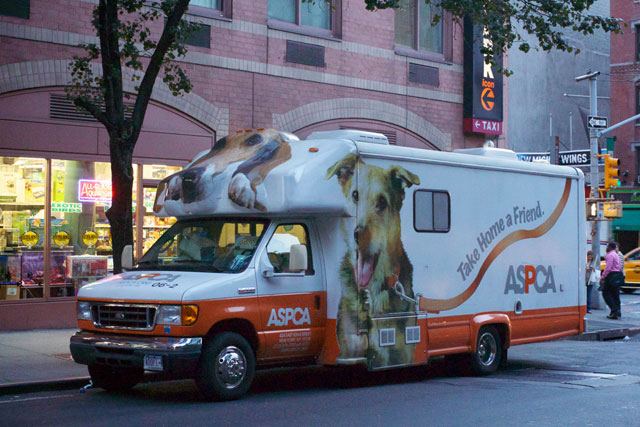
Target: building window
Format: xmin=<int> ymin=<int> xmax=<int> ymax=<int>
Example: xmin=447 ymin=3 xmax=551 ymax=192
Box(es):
xmin=636 ymin=84 xmax=640 ymax=124
xmin=414 ymin=190 xmax=450 ymax=232
xmin=395 ymin=0 xmax=451 ymax=61
xmin=191 ymin=0 xmax=221 ymax=8
xmin=268 ymin=0 xmax=339 ymax=37
xmin=0 ymin=0 xmax=29 ymax=19
xmin=636 ymin=24 xmax=640 ymax=62
xmin=188 ymin=0 xmax=231 ymax=19
xmin=185 ymin=23 xmax=211 ymax=48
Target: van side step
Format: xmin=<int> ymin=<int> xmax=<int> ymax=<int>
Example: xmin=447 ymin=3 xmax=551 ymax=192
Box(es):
xmin=334 ymin=357 xmax=367 ymax=365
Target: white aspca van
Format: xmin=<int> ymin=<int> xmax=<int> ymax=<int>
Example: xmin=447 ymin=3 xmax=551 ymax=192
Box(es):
xmin=70 ymin=128 xmax=586 ymax=400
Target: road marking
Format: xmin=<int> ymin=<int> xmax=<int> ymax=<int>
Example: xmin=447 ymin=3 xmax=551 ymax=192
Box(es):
xmin=0 ymin=393 xmax=76 ymax=404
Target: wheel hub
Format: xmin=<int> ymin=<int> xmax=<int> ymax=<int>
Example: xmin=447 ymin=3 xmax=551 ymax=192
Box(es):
xmin=216 ymin=346 xmax=246 ymax=388
xmin=478 ymin=332 xmax=497 ymax=366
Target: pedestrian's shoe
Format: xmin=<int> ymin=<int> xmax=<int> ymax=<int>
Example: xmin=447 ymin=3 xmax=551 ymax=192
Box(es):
xmin=606 ymin=314 xmax=619 ymax=319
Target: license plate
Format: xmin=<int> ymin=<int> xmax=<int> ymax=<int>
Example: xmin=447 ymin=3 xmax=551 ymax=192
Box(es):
xmin=144 ymin=354 xmax=163 ymax=371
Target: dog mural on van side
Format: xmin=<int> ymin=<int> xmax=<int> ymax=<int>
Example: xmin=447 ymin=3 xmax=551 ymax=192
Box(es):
xmin=326 ymin=153 xmax=420 ymax=367
xmin=154 ymin=129 xmax=293 ymax=214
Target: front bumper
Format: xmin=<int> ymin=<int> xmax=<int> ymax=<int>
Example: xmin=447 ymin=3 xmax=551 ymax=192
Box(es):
xmin=70 ymin=331 xmax=203 ymax=375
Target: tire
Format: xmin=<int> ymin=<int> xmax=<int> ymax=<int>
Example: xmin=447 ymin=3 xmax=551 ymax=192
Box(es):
xmin=88 ymin=364 xmax=143 ymax=392
xmin=471 ymin=326 xmax=502 ymax=376
xmin=196 ymin=332 xmax=255 ymax=401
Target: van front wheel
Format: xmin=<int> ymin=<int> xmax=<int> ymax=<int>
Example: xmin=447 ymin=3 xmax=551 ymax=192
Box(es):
xmin=471 ymin=326 xmax=502 ymax=375
xmin=196 ymin=332 xmax=255 ymax=401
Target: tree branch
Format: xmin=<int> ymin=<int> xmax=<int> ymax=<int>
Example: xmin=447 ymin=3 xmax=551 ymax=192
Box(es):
xmin=98 ymin=0 xmax=125 ymax=129
xmin=130 ymin=0 xmax=190 ymax=141
xmin=74 ymin=97 xmax=110 ymax=127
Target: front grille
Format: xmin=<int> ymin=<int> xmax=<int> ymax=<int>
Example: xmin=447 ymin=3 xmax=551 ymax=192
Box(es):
xmin=92 ymin=304 xmax=158 ymax=331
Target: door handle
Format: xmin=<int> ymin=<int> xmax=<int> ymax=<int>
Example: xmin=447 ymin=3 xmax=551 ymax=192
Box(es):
xmin=314 ymin=295 xmax=321 ymax=310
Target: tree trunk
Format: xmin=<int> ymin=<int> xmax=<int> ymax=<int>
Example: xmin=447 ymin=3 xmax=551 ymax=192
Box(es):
xmin=106 ymin=131 xmax=134 ymax=274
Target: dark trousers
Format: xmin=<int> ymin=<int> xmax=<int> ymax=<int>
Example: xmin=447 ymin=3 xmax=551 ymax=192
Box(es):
xmin=603 ymin=271 xmax=624 ymax=316
xmin=586 ymin=284 xmax=594 ymax=311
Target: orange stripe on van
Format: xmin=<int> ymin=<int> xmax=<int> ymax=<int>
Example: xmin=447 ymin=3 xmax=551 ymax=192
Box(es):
xmin=419 ymin=178 xmax=573 ymax=313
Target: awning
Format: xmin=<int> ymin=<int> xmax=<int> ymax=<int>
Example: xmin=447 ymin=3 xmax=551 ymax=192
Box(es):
xmin=612 ymin=208 xmax=640 ymax=231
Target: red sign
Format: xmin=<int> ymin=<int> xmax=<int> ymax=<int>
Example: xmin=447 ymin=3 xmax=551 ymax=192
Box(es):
xmin=78 ymin=180 xmax=112 ymax=203
xmin=463 ymin=118 xmax=502 ymax=135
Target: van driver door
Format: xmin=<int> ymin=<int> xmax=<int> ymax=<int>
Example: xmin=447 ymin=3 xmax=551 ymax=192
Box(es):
xmin=256 ymin=222 xmax=326 ymax=360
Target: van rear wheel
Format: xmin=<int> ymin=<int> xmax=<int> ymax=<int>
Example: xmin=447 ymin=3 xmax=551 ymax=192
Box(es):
xmin=471 ymin=326 xmax=502 ymax=375
xmin=196 ymin=332 xmax=255 ymax=401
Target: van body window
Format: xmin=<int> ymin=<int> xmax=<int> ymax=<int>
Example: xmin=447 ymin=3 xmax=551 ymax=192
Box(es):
xmin=414 ymin=190 xmax=450 ymax=232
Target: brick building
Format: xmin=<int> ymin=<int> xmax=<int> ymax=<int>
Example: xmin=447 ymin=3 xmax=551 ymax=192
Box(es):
xmin=609 ymin=1 xmax=640 ymax=251
xmin=0 ymin=0 xmax=497 ymax=330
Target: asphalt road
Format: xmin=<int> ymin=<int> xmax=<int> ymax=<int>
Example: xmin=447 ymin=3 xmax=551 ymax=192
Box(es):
xmin=4 ymin=292 xmax=640 ymax=427
xmin=1 ymin=337 xmax=639 ymax=427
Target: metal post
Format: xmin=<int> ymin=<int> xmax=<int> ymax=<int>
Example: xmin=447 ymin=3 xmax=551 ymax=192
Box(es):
xmin=576 ymin=70 xmax=601 ymax=258
xmin=569 ymin=112 xmax=573 ymax=151
xmin=589 ymin=75 xmax=600 ymax=258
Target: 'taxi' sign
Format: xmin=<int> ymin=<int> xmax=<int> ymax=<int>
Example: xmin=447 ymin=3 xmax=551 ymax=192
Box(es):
xmin=463 ymin=17 xmax=503 ymax=136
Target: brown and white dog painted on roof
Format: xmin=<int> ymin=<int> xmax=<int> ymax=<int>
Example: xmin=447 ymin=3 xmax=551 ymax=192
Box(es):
xmin=326 ymin=153 xmax=420 ymax=367
xmin=154 ymin=129 xmax=293 ymax=214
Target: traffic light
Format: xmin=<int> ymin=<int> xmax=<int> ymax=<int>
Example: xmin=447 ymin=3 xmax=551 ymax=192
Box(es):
xmin=603 ymin=154 xmax=620 ymax=189
xmin=586 ymin=200 xmax=599 ymax=220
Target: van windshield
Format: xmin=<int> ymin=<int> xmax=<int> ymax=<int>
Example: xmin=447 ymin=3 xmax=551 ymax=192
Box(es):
xmin=135 ymin=218 xmax=268 ymax=273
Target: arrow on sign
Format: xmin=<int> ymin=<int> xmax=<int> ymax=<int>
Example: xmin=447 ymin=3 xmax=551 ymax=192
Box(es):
xmin=587 ymin=115 xmax=607 ymax=129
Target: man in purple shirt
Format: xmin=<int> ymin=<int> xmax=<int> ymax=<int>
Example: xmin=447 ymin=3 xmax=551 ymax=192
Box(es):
xmin=601 ymin=242 xmax=624 ymax=319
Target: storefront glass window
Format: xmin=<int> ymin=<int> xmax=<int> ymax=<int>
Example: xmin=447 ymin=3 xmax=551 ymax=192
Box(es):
xmin=138 ymin=165 xmax=180 ymax=255
xmin=50 ymin=160 xmax=112 ymax=297
xmin=0 ymin=157 xmax=46 ymax=300
xmin=0 ymin=158 xmax=183 ymax=303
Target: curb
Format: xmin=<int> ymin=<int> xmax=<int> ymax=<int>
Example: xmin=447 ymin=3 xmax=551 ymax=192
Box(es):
xmin=0 ymin=377 xmax=91 ymax=396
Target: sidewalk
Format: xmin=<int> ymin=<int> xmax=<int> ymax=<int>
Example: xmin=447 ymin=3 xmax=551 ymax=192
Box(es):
xmin=1 ymin=308 xmax=640 ymax=395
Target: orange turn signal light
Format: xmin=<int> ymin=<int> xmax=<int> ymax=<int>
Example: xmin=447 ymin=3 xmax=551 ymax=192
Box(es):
xmin=181 ymin=305 xmax=199 ymax=326
xmin=309 ymin=147 xmax=319 ymax=152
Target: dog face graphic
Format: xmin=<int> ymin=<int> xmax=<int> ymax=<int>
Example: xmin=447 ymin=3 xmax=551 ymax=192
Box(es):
xmin=326 ymin=153 xmax=420 ymax=366
xmin=326 ymin=153 xmax=420 ymax=296
xmin=154 ymin=129 xmax=293 ymax=214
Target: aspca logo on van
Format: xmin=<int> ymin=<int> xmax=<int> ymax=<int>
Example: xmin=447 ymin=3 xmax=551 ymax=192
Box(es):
xmin=121 ymin=272 xmax=181 ymax=282
xmin=267 ymin=307 xmax=311 ymax=327
xmin=504 ymin=265 xmax=558 ymax=294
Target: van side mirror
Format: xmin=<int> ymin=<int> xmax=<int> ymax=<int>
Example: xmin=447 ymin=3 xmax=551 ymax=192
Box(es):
xmin=260 ymin=252 xmax=274 ymax=278
xmin=122 ymin=245 xmax=134 ymax=270
xmin=289 ymin=244 xmax=308 ymax=272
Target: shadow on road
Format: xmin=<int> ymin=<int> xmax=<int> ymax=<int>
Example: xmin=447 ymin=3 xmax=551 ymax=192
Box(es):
xmin=98 ymin=355 xmax=556 ymax=403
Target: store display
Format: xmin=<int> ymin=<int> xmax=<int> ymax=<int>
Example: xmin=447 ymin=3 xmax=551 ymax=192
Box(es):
xmin=0 ymin=255 xmax=21 ymax=284
xmin=82 ymin=230 xmax=98 ymax=248
xmin=21 ymin=231 xmax=39 ymax=248
xmin=53 ymin=230 xmax=71 ymax=248
xmin=66 ymin=255 xmax=108 ymax=279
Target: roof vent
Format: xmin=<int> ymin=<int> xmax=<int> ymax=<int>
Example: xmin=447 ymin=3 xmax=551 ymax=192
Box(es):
xmin=306 ymin=129 xmax=389 ymax=145
xmin=454 ymin=147 xmax=518 ymax=160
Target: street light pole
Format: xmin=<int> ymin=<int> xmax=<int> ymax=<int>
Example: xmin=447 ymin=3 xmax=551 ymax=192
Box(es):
xmin=575 ymin=70 xmax=601 ymax=258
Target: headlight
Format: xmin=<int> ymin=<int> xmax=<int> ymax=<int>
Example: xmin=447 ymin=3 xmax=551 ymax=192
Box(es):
xmin=157 ymin=305 xmax=181 ymax=325
xmin=157 ymin=305 xmax=198 ymax=326
xmin=77 ymin=301 xmax=92 ymax=320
